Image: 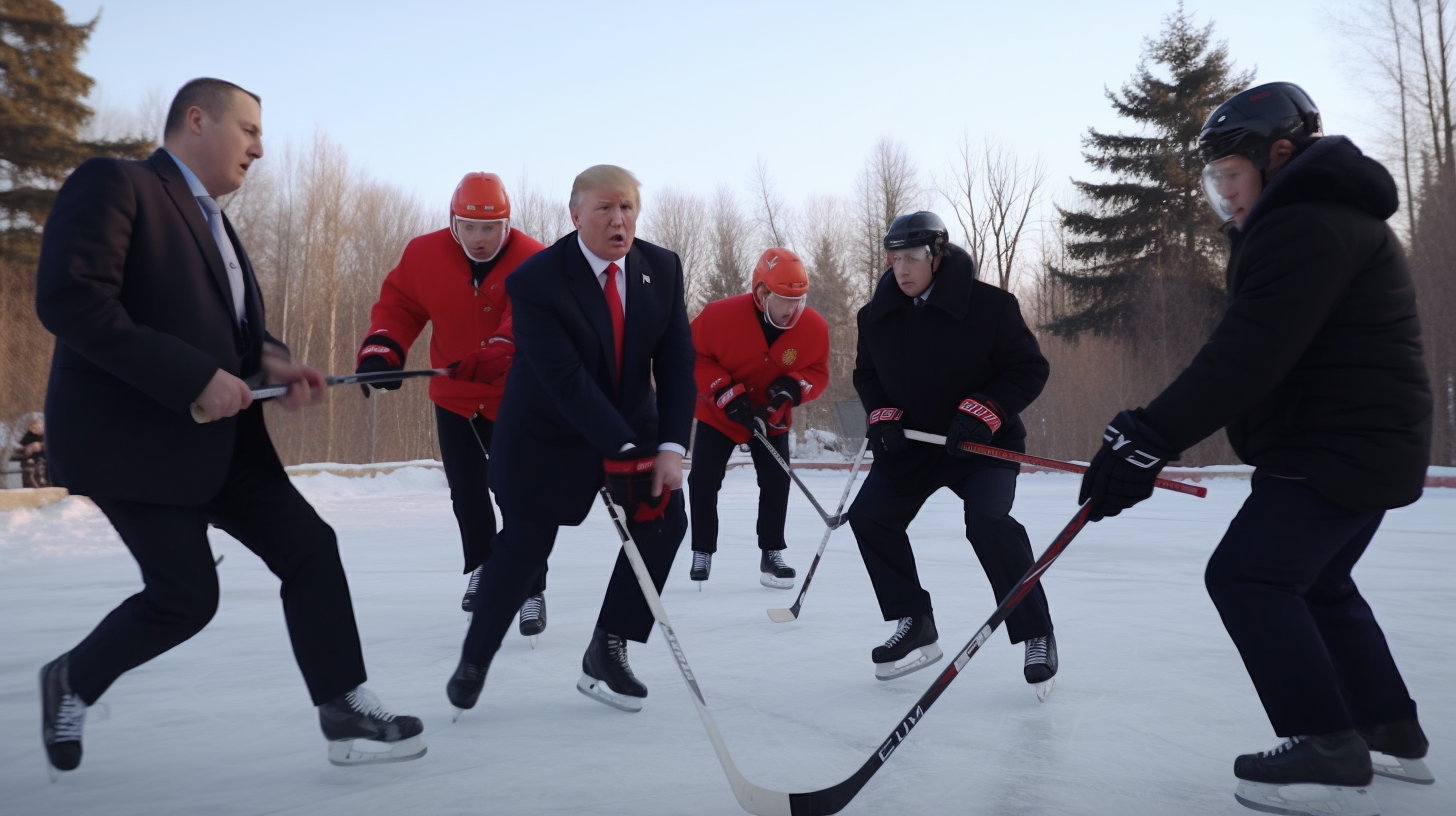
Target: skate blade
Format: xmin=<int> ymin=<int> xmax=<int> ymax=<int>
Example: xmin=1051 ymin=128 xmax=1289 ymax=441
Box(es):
xmin=450 ymin=707 xmax=466 ymax=723
xmin=1035 ymin=678 xmax=1055 ymax=702
xmin=766 ymin=607 xmax=798 ymax=623
xmin=1233 ymin=780 xmax=1379 ymax=816
xmin=528 ymin=635 xmax=538 ymax=649
xmin=575 ymin=673 xmax=643 ymax=713
xmin=1370 ymin=753 xmax=1434 ymax=784
xmin=327 ymin=736 xmax=427 ymax=766
xmin=874 ymin=644 xmax=944 ymax=681
xmin=759 ymin=573 xmax=795 ymax=590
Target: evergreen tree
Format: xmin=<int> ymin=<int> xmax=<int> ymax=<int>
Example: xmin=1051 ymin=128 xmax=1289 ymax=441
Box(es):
xmin=1045 ymin=3 xmax=1251 ymax=355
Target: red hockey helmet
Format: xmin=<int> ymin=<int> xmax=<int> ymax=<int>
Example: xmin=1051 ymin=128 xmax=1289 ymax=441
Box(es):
xmin=751 ymin=248 xmax=808 ymax=329
xmin=450 ymin=172 xmax=511 ymax=262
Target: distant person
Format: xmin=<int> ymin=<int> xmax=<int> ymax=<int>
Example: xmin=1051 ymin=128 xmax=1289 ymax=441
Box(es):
xmin=33 ymin=77 xmax=424 ymax=775
xmin=355 ymin=172 xmax=549 ymax=637
xmin=447 ymin=165 xmax=695 ymax=715
xmin=19 ymin=415 xmax=50 ymax=489
xmin=1079 ymin=83 xmax=1434 ymax=814
xmin=848 ymin=211 xmax=1056 ymax=692
xmin=686 ymin=247 xmax=829 ymax=589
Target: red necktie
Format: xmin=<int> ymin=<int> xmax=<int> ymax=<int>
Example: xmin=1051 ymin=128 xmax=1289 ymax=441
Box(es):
xmin=604 ymin=262 xmax=625 ymax=381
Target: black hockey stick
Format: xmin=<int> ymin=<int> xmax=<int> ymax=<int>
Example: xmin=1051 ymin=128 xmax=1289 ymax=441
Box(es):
xmin=767 ymin=437 xmax=870 ymax=623
xmin=751 ymin=427 xmax=849 ymax=529
xmin=604 ymin=488 xmax=1092 ymax=816
xmin=190 ymin=368 xmax=447 ymax=423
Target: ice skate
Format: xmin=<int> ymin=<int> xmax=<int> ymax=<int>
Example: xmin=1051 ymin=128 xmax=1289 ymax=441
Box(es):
xmin=872 ymin=614 xmax=942 ymax=681
xmin=690 ymin=551 xmax=711 ymax=590
xmin=759 ymin=549 xmax=796 ymax=589
xmin=318 ymin=686 xmax=426 ymax=766
xmin=446 ymin=660 xmax=486 ymax=720
xmin=1359 ymin=718 xmax=1434 ymax=784
xmin=1023 ymin=633 xmax=1058 ymax=702
xmin=518 ymin=593 xmax=546 ymax=647
xmin=461 ymin=564 xmax=483 ymax=619
xmin=40 ymin=654 xmax=86 ymax=780
xmin=576 ymin=627 xmax=647 ymax=712
xmin=1233 ymin=732 xmax=1377 ymax=816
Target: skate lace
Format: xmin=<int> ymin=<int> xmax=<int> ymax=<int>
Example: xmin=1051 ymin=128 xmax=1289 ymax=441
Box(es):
xmin=520 ymin=594 xmax=544 ymax=621
xmin=765 ymin=550 xmax=789 ymax=569
xmin=1260 ymin=736 xmax=1305 ymax=757
xmin=883 ymin=617 xmax=914 ymax=648
xmin=344 ymin=687 xmax=395 ymax=722
xmin=1024 ymin=637 xmax=1050 ymax=666
xmin=607 ymin=634 xmax=632 ymax=668
xmin=54 ymin=694 xmax=86 ymax=740
xmin=693 ymin=552 xmax=711 ymax=569
xmin=466 ymin=565 xmax=483 ymax=595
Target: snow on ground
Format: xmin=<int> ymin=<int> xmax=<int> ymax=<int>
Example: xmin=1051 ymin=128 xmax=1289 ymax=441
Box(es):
xmin=1 ymin=466 xmax=1452 ymax=816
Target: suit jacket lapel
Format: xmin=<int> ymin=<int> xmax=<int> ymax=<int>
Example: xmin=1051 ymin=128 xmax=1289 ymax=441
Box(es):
xmin=560 ymin=234 xmax=619 ymax=388
xmin=621 ymin=243 xmax=658 ymax=398
xmin=149 ymin=151 xmax=244 ymax=332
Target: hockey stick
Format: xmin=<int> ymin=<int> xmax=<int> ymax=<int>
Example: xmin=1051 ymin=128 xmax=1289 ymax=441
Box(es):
xmin=751 ymin=427 xmax=850 ymax=529
xmin=767 ymin=437 xmax=871 ymax=624
xmin=603 ymin=488 xmax=1093 ymax=816
xmin=190 ymin=368 xmax=447 ymax=423
xmin=902 ymin=429 xmax=1207 ymax=498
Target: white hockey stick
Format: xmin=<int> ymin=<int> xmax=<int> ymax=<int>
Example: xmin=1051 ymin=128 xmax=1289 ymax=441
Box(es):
xmin=766 ymin=437 xmax=871 ymax=623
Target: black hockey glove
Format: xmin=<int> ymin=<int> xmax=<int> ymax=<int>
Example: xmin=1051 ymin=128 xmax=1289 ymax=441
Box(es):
xmin=946 ymin=395 xmax=1002 ymax=457
xmin=867 ymin=407 xmax=907 ymax=454
xmin=604 ymin=447 xmax=671 ymax=524
xmin=355 ymin=335 xmax=404 ymax=397
xmin=715 ymin=383 xmax=759 ymax=434
xmin=760 ymin=376 xmax=802 ymax=432
xmin=1079 ymin=409 xmax=1178 ymax=521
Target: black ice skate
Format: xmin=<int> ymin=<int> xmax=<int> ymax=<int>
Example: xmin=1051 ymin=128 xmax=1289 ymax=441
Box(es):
xmin=447 ymin=660 xmax=487 ymax=719
xmin=872 ymin=613 xmax=942 ymax=681
xmin=690 ymin=551 xmax=711 ymax=589
xmin=1233 ymin=732 xmax=1377 ymax=816
xmin=759 ymin=549 xmax=796 ymax=590
xmin=40 ymin=654 xmax=86 ymax=779
xmin=461 ymin=564 xmax=483 ymax=617
xmin=318 ymin=687 xmax=426 ymax=766
xmin=1359 ymin=717 xmax=1434 ymax=784
xmin=1023 ymin=634 xmax=1058 ymax=702
xmin=518 ymin=594 xmax=546 ymax=645
xmin=576 ymin=627 xmax=647 ymax=712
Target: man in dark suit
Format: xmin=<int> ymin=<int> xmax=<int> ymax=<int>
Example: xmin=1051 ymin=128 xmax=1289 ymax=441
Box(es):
xmin=448 ymin=164 xmax=696 ymax=714
xmin=34 ymin=78 xmax=424 ymax=774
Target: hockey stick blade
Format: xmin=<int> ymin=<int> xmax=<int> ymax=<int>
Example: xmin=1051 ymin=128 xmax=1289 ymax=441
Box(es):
xmin=190 ymin=368 xmax=447 ymax=423
xmin=767 ymin=438 xmax=870 ymax=624
xmin=902 ymin=429 xmax=1207 ymax=498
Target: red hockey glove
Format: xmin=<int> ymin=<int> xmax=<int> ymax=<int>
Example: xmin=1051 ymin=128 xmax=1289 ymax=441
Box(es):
xmin=355 ymin=336 xmax=403 ymax=396
xmin=604 ymin=448 xmax=671 ymax=524
xmin=759 ymin=376 xmax=802 ymax=432
xmin=715 ymin=383 xmax=758 ymax=433
xmin=449 ymin=337 xmax=515 ymax=384
xmin=867 ymin=407 xmax=907 ymax=454
xmin=946 ymin=395 xmax=1003 ymax=456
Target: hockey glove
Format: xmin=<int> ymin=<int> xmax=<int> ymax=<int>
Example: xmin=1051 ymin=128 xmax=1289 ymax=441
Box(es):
xmin=355 ymin=339 xmax=404 ymax=397
xmin=759 ymin=376 xmax=802 ymax=433
xmin=715 ymin=383 xmax=759 ymax=434
xmin=946 ymin=395 xmax=1003 ymax=456
xmin=1079 ymin=409 xmax=1178 ymax=521
xmin=867 ymin=407 xmax=907 ymax=454
xmin=449 ymin=337 xmax=514 ymax=384
xmin=604 ymin=447 xmax=671 ymax=524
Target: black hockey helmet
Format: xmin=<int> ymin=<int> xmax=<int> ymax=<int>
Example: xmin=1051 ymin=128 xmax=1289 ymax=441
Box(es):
xmin=883 ymin=211 xmax=948 ymax=258
xmin=1199 ymin=82 xmax=1322 ymax=169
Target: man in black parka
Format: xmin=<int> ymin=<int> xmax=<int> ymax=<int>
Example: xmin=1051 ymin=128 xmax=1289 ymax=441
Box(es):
xmin=848 ymin=211 xmax=1055 ymax=690
xmin=1080 ymin=83 xmax=1434 ymax=808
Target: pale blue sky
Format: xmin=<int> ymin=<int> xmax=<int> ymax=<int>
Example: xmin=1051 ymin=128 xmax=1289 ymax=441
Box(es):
xmin=59 ymin=0 xmax=1382 ymax=226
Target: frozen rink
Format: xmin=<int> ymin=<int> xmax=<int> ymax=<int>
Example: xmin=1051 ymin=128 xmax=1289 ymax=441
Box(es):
xmin=2 ymin=465 xmax=1452 ymax=816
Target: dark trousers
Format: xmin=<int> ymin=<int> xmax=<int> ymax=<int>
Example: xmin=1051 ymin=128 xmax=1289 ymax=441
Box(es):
xmin=1205 ymin=475 xmax=1417 ymax=737
xmin=434 ymin=405 xmax=545 ymax=596
xmin=460 ymin=490 xmax=686 ymax=665
xmin=688 ymin=422 xmax=790 ymax=553
xmin=67 ymin=411 xmax=366 ymax=707
xmin=848 ymin=461 xmax=1052 ymax=643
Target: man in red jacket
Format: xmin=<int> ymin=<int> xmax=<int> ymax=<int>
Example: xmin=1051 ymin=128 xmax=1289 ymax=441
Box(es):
xmin=355 ymin=172 xmax=549 ymax=636
xmin=687 ymin=248 xmax=829 ymax=589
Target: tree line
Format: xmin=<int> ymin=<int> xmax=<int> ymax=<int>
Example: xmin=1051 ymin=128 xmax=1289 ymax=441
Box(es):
xmin=3 ymin=1 xmax=1453 ymax=469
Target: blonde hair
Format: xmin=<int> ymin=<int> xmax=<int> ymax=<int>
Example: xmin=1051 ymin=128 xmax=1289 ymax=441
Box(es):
xmin=569 ymin=165 xmax=641 ymax=211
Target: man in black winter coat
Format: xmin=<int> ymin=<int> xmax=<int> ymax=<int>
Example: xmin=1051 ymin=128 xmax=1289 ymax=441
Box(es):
xmin=1080 ymin=83 xmax=1434 ymax=810
xmin=848 ymin=211 xmax=1055 ymax=691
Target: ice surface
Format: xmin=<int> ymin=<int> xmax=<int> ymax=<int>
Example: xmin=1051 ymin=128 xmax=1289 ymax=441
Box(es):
xmin=2 ymin=468 xmax=1451 ymax=816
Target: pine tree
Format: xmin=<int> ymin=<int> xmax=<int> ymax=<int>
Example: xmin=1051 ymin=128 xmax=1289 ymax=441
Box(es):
xmin=1045 ymin=3 xmax=1251 ymax=358
xmin=0 ymin=0 xmax=151 ymax=419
